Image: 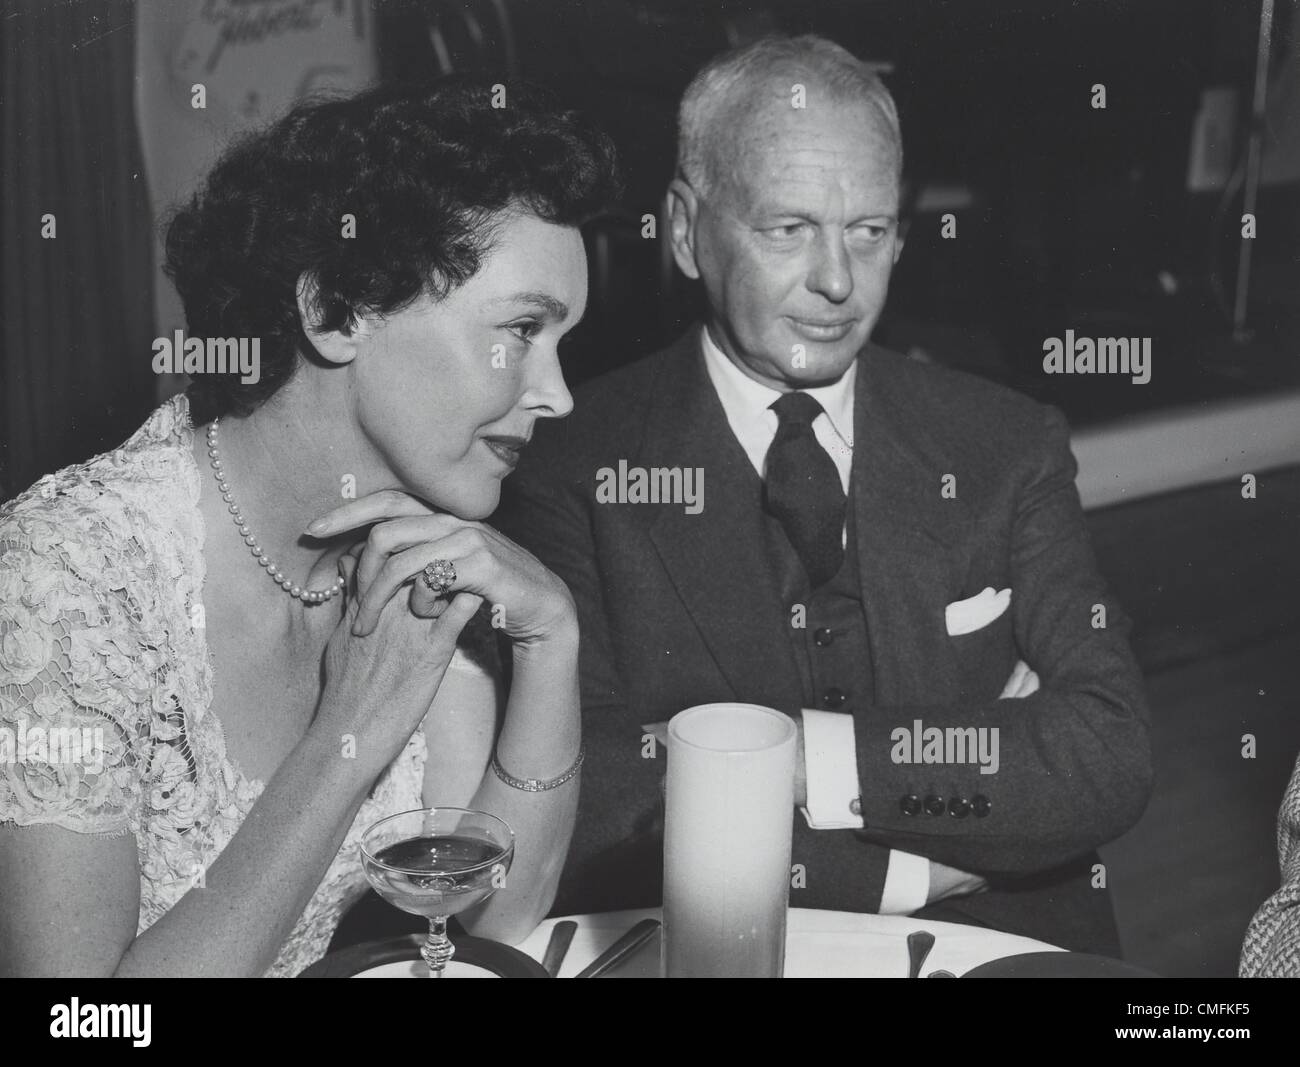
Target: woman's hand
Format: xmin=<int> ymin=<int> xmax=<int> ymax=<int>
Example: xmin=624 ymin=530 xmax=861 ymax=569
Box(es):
xmin=315 ymin=553 xmax=483 ymax=774
xmin=307 ymin=490 xmax=577 ymax=648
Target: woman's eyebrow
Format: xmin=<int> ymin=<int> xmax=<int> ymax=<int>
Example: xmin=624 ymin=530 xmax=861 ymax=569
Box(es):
xmin=486 ymin=291 xmax=570 ymax=320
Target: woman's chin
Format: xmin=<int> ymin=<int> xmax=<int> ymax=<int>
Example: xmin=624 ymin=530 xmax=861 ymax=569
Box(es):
xmin=420 ymin=484 xmax=501 ymax=522
xmin=462 ymin=496 xmax=500 ymax=521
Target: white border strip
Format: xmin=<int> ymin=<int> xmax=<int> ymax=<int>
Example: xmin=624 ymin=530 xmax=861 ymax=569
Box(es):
xmin=1072 ymin=391 xmax=1300 ymax=509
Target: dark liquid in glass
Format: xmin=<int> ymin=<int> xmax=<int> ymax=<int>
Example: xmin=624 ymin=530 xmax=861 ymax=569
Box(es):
xmin=369 ymin=834 xmax=508 ymax=918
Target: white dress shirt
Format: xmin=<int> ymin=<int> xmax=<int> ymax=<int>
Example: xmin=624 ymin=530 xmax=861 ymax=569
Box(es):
xmin=700 ymin=326 xmax=930 ymax=914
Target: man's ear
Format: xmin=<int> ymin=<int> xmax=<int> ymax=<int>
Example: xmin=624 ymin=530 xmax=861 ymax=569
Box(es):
xmin=666 ymin=177 xmax=702 ymax=281
xmin=296 ymin=271 xmax=369 ymax=366
xmin=893 ymin=173 xmax=908 ymax=265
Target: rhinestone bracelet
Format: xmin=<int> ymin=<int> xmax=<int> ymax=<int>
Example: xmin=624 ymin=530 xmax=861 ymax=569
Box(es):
xmin=491 ymin=744 xmax=585 ymax=792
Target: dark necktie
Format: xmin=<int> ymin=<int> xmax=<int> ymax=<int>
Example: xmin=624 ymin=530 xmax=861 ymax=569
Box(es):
xmin=763 ymin=391 xmax=846 ymax=587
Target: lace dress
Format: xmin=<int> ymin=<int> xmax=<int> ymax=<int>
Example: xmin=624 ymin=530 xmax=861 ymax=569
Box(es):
xmin=1240 ymin=757 xmax=1300 ymax=977
xmin=0 ymin=395 xmax=489 ymax=977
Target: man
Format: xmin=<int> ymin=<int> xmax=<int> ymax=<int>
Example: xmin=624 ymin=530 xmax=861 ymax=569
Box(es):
xmin=496 ymin=34 xmax=1152 ymax=954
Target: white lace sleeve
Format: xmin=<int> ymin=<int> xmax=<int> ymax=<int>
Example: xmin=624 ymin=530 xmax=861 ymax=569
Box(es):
xmin=1240 ymin=759 xmax=1300 ymax=976
xmin=0 ymin=514 xmax=151 ymax=837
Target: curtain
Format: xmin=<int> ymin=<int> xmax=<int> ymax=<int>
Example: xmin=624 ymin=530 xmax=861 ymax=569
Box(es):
xmin=134 ymin=0 xmax=376 ymax=406
xmin=1 ymin=0 xmax=155 ymax=502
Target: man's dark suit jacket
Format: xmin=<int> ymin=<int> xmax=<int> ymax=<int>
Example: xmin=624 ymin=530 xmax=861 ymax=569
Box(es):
xmin=495 ymin=328 xmax=1153 ymax=955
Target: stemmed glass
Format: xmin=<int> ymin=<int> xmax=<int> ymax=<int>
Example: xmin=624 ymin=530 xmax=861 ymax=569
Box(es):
xmin=361 ymin=807 xmax=515 ymax=978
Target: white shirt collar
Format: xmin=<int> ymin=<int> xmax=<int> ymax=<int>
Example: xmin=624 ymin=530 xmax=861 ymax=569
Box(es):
xmin=700 ymin=324 xmax=856 ymax=468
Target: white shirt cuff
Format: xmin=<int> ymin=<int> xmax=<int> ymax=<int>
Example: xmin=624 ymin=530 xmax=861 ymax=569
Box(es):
xmin=800 ymin=708 xmax=864 ymax=829
xmin=879 ymin=849 xmax=930 ymax=915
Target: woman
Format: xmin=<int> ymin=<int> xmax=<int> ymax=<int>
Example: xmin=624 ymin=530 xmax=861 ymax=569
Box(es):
xmin=0 ymin=78 xmax=619 ymax=976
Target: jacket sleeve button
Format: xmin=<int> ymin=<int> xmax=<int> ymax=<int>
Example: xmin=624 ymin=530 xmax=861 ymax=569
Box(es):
xmin=820 ymin=687 xmax=847 ymax=709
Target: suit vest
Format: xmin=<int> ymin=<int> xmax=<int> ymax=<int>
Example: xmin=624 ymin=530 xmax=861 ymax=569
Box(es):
xmin=760 ymin=500 xmax=875 ymax=720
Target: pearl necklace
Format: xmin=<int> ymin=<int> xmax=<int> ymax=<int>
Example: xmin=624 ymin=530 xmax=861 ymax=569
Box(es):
xmin=206 ymin=417 xmax=345 ymax=604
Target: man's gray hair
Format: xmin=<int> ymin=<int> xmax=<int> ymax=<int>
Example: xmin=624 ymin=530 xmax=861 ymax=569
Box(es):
xmin=676 ymin=34 xmax=902 ymax=196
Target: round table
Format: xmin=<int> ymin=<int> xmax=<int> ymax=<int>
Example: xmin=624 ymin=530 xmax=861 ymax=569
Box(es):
xmin=515 ymin=907 xmax=1064 ymax=978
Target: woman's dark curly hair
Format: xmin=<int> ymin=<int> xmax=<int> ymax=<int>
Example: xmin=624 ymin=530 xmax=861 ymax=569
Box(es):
xmin=165 ymin=76 xmax=621 ymax=424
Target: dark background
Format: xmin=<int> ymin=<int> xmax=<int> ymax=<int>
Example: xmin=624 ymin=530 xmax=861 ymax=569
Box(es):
xmin=3 ymin=0 xmax=1299 ymax=496
xmin=2 ymin=0 xmax=1298 ymax=978
xmin=377 ymin=0 xmax=1300 ymax=422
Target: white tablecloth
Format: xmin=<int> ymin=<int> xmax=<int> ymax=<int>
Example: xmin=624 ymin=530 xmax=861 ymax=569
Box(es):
xmin=516 ymin=908 xmax=1063 ymax=978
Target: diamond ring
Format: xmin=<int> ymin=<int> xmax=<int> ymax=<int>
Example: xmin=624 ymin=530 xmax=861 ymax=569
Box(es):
xmin=420 ymin=559 xmax=457 ymax=596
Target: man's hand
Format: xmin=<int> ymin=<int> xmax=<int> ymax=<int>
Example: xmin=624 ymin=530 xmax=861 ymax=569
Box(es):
xmin=927 ymin=860 xmax=989 ymax=903
xmin=640 ymin=714 xmax=808 ymax=806
xmin=1000 ymin=659 xmax=1040 ymax=699
xmin=919 ymin=660 xmax=1037 ymax=903
xmin=794 ymin=713 xmax=807 ymax=807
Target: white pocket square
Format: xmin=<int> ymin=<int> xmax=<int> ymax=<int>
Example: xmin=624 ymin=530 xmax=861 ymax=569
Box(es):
xmin=945 ymin=586 xmax=1012 ymax=636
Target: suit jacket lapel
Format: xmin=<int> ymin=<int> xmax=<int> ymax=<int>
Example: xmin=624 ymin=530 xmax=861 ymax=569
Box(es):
xmin=852 ymin=345 xmax=972 ymax=703
xmin=644 ymin=330 xmax=805 ymax=708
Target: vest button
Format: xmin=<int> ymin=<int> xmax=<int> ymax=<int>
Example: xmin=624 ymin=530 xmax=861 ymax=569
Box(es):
xmin=820 ymin=687 xmax=847 ymax=708
xmin=813 ymin=627 xmax=835 ymax=647
xmin=900 ymin=794 xmax=921 ymax=816
xmin=924 ymin=794 xmax=946 ymax=816
xmin=972 ymin=794 xmax=992 ymax=818
xmin=948 ymin=797 xmax=971 ymax=818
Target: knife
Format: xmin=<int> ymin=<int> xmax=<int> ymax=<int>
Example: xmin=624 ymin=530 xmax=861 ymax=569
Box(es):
xmin=573 ymin=919 xmax=661 ymax=979
xmin=541 ymin=920 xmax=577 ymax=978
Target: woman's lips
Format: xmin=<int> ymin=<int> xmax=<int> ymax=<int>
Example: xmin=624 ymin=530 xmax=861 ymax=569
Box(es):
xmin=787 ymin=317 xmax=857 ymax=343
xmin=482 ymin=437 xmax=524 ymax=469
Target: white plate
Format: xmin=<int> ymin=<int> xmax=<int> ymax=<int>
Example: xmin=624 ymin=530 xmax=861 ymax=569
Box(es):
xmin=518 ymin=909 xmax=1065 ymax=978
